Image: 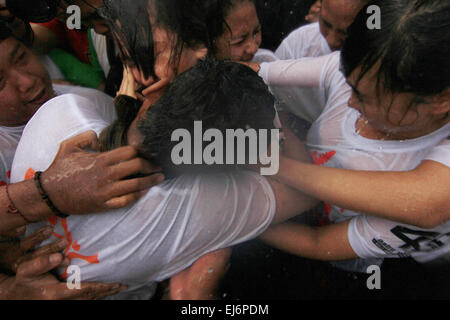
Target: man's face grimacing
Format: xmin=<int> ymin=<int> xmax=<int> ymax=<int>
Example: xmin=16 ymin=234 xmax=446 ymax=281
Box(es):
xmin=0 ymin=37 xmax=54 ymax=126
xmin=58 ymin=0 xmax=110 ymax=35
xmin=319 ymin=0 xmax=366 ymax=51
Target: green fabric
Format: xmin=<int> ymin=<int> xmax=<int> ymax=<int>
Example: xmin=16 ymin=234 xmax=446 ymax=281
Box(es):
xmin=87 ymin=30 xmax=104 ymax=75
xmin=48 ymin=47 xmax=105 ymax=89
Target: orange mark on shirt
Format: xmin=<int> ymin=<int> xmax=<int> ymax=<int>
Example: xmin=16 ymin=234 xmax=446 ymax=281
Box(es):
xmin=54 ymin=217 xmax=100 ymax=279
xmin=23 ymin=168 xmax=100 ymax=279
xmin=311 ymin=151 xmax=336 ymax=166
xmin=24 ymin=168 xmax=35 ymax=181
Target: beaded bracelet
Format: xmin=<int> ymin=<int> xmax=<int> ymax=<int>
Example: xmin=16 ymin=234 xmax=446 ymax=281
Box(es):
xmin=33 ymin=171 xmax=69 ymax=218
xmin=5 ymin=184 xmax=31 ymax=223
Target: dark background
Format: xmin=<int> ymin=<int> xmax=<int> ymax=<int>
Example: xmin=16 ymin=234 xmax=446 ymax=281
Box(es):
xmin=256 ymin=0 xmax=317 ymax=51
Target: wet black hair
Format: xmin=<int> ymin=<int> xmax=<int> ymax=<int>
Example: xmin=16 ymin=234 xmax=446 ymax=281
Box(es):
xmin=341 ymin=0 xmax=450 ymax=97
xmin=150 ymin=0 xmax=227 ymax=64
xmin=99 ymin=0 xmax=255 ymax=80
xmin=222 ymin=0 xmax=255 ymax=18
xmin=5 ymin=0 xmax=59 ymax=23
xmin=99 ymin=0 xmax=155 ymax=80
xmin=0 ymin=19 xmax=34 ymax=47
xmin=136 ymin=58 xmax=275 ymax=175
xmin=0 ymin=21 xmax=12 ymax=41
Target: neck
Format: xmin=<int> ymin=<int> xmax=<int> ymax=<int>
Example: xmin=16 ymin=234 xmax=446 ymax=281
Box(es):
xmin=356 ymin=116 xmax=449 ymax=141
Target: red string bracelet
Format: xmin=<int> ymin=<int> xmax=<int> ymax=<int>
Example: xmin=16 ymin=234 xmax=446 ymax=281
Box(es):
xmin=5 ymin=184 xmax=31 ymax=223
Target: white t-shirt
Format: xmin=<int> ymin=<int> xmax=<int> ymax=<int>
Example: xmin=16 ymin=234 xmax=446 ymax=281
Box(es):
xmin=275 ymin=23 xmax=331 ymax=60
xmin=38 ymin=55 xmax=65 ymax=80
xmin=0 ymin=85 xmax=98 ymax=184
xmin=11 ymin=92 xmax=276 ymax=299
xmin=252 ymin=48 xmax=278 ymax=63
xmin=259 ymin=52 xmax=450 ymax=266
xmin=90 ymin=30 xmax=111 ymax=78
xmin=266 ymin=22 xmax=333 ymax=123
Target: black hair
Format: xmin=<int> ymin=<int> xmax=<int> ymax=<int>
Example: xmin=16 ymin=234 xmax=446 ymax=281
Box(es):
xmin=341 ymin=0 xmax=450 ymax=97
xmin=222 ymin=0 xmax=255 ymax=18
xmin=150 ymin=0 xmax=227 ymax=64
xmin=136 ymin=58 xmax=275 ymax=176
xmin=0 ymin=21 xmax=12 ymax=41
xmin=0 ymin=19 xmax=35 ymax=47
xmin=99 ymin=0 xmax=253 ymax=80
xmin=99 ymin=0 xmax=155 ymax=80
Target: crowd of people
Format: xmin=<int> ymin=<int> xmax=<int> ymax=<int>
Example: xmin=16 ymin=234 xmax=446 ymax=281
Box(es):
xmin=0 ymin=0 xmax=448 ymax=300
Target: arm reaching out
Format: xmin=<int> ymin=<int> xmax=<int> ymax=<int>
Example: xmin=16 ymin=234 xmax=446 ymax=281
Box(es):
xmin=0 ymin=131 xmax=164 ymax=235
xmin=168 ymin=249 xmax=232 ymax=300
xmin=274 ymin=156 xmax=450 ymax=228
xmin=260 ymin=221 xmax=357 ymax=261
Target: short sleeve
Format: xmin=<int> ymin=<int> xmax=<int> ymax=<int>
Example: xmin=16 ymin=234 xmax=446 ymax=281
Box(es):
xmin=11 ymin=90 xmax=115 ymax=182
xmin=424 ymin=138 xmax=450 ymax=167
xmin=348 ymin=215 xmax=450 ymax=263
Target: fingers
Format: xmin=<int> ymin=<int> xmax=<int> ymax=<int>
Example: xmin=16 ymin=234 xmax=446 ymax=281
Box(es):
xmin=17 ymin=253 xmax=64 ymax=279
xmin=26 ymin=239 xmax=69 ymax=261
xmin=108 ymin=157 xmax=162 ymax=180
xmin=14 ymin=239 xmax=69 ymax=273
xmin=59 ymin=131 xmax=100 ymax=153
xmin=118 ymin=66 xmax=136 ymax=98
xmin=100 ymin=145 xmax=138 ymax=165
xmin=2 ymin=225 xmax=27 ymax=238
xmin=104 ymin=174 xmax=164 ymax=209
xmin=67 ymin=282 xmax=127 ymax=300
xmin=141 ymin=77 xmax=170 ymax=97
xmin=19 ymin=226 xmax=53 ymax=253
xmin=118 ymin=67 xmax=128 ymax=95
xmin=135 ymin=91 xmax=146 ymax=102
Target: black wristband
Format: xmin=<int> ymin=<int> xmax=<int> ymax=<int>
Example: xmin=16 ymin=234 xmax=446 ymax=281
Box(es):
xmin=33 ymin=171 xmax=69 ymax=218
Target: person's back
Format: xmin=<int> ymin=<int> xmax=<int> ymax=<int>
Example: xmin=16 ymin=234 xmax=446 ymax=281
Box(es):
xmin=11 ymin=59 xmax=313 ymax=299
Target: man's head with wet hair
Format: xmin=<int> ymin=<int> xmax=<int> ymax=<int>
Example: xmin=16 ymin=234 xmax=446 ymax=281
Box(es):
xmin=100 ymin=57 xmax=276 ymax=177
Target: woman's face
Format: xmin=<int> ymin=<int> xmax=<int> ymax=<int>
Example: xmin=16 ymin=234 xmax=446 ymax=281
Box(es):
xmin=128 ymin=26 xmax=205 ymax=95
xmin=124 ymin=20 xmax=207 ymax=148
xmin=215 ymin=1 xmax=262 ymax=62
xmin=346 ymin=63 xmax=450 ymax=139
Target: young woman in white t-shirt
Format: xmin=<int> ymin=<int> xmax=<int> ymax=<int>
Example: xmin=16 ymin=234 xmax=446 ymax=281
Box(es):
xmin=247 ymin=0 xmax=450 ymax=266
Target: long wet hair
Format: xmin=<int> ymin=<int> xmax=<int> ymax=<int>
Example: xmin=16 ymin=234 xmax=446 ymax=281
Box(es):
xmin=0 ymin=21 xmax=12 ymax=41
xmin=341 ymin=0 xmax=450 ymax=98
xmin=98 ymin=0 xmax=243 ymax=153
xmin=99 ymin=0 xmax=155 ymax=81
xmin=99 ymin=0 xmax=254 ymax=80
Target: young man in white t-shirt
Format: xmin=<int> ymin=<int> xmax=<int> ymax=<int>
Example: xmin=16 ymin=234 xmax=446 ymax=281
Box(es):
xmin=269 ymin=0 xmax=368 ymax=123
xmin=0 ymin=25 xmax=163 ymax=299
xmin=11 ymin=59 xmax=318 ymax=299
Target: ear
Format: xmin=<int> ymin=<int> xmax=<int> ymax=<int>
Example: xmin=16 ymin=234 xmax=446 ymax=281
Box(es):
xmin=429 ymin=88 xmax=450 ymax=116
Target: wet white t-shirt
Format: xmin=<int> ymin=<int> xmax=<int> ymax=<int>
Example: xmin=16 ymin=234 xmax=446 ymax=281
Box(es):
xmin=11 ymin=91 xmax=276 ymax=299
xmin=269 ymin=22 xmax=332 ymax=123
xmin=275 ymin=23 xmax=331 ymax=60
xmin=0 ymin=85 xmax=100 ymax=184
xmin=259 ymin=52 xmax=450 ymax=266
